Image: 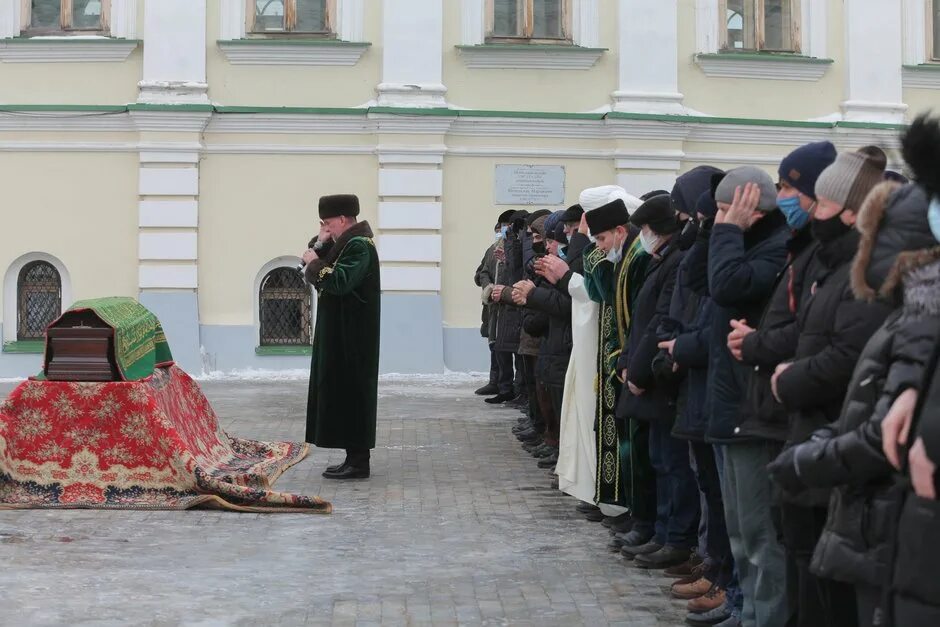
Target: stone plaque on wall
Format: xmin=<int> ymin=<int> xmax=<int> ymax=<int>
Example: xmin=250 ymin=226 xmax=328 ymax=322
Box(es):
xmin=494 ymin=165 xmax=565 ymax=205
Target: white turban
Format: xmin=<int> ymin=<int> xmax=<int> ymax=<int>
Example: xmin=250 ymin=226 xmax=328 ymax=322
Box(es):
xmin=579 ymin=185 xmax=643 ymax=216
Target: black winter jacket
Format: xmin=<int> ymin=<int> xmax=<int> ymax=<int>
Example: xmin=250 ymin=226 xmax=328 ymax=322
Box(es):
xmin=525 ymin=276 xmax=573 ymax=388
xmin=617 ymin=235 xmax=685 ymax=423
xmin=670 ymin=235 xmax=717 ymax=441
xmin=737 ymin=227 xmax=821 ymax=442
xmin=774 ymin=230 xmax=895 ymax=450
xmin=494 ymin=232 xmax=523 ymax=353
xmin=706 ymin=211 xmax=790 ymax=443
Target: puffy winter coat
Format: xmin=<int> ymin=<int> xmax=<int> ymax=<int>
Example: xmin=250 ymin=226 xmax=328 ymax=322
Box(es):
xmin=705 ymin=210 xmax=790 ymax=443
xmin=737 ymin=226 xmax=821 ymax=442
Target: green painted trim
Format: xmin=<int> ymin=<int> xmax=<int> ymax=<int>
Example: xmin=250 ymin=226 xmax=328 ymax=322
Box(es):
xmin=255 ymin=345 xmax=313 ymax=356
xmin=904 ymin=63 xmax=940 ymax=72
xmin=456 ymin=43 xmax=608 ymax=53
xmin=2 ymin=341 xmax=44 ymax=354
xmin=215 ymin=105 xmax=367 ymax=115
xmin=126 ymin=103 xmax=214 ymax=112
xmin=3 ymin=37 xmax=140 ymax=44
xmin=0 ymin=103 xmax=909 ymax=131
xmin=218 ymin=38 xmax=370 ymax=47
xmin=606 ymin=110 xmax=833 ymax=128
xmin=456 ymin=109 xmax=603 ymax=120
xmin=0 ymin=104 xmax=127 ymax=112
xmin=369 ymin=107 xmax=457 ymax=117
xmin=696 ymin=52 xmax=833 ymax=65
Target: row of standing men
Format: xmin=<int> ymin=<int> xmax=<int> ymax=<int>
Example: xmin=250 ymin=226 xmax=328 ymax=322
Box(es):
xmin=474 ymin=113 xmax=940 ymax=627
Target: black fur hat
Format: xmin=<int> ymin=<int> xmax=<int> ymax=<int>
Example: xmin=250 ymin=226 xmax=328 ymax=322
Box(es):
xmin=902 ymin=113 xmax=940 ymax=199
xmin=319 ymin=194 xmax=360 ymax=219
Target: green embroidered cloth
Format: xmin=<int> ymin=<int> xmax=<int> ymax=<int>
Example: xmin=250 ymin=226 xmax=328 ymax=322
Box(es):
xmin=43 ymin=297 xmax=173 ymax=381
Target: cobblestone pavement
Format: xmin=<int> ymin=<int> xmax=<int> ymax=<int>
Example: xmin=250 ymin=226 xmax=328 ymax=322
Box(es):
xmin=0 ymin=378 xmax=687 ymax=627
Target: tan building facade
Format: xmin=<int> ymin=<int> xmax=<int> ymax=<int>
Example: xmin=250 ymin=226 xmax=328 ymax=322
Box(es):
xmin=1 ymin=0 xmax=938 ymax=377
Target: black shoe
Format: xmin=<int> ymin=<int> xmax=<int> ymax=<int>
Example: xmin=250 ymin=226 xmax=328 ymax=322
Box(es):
xmin=507 ymin=394 xmax=528 ymax=408
xmin=583 ymin=508 xmax=606 ymax=522
xmin=519 ymin=431 xmax=542 ymax=444
xmin=532 ymin=444 xmax=555 ymax=458
xmin=521 ymin=439 xmax=543 ymax=452
xmin=325 ymin=461 xmax=347 ymax=474
xmin=634 ymin=545 xmax=692 ymax=570
xmin=610 ymin=515 xmax=634 ymax=534
xmin=602 ymin=512 xmax=632 ymax=529
xmin=515 ymin=429 xmax=538 ymax=441
xmin=537 ymin=454 xmax=558 ymax=469
xmin=576 ymin=502 xmax=600 ymax=514
xmin=485 ymin=393 xmax=515 ymax=404
xmin=621 ymin=540 xmax=662 ymax=560
xmin=474 ymin=383 xmax=499 ymax=396
xmin=322 ymin=464 xmax=370 ymax=480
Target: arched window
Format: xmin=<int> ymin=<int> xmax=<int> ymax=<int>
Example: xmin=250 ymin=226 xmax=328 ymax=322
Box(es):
xmin=17 ymin=260 xmax=62 ymax=340
xmin=259 ymin=267 xmax=312 ymax=346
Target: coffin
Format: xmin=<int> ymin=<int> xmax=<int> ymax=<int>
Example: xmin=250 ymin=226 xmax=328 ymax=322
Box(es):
xmin=45 ymin=310 xmax=120 ymax=382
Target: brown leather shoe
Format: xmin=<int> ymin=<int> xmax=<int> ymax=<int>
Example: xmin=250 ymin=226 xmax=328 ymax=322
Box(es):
xmin=663 ymin=553 xmax=703 ymax=579
xmin=671 ymin=561 xmax=708 ymax=586
xmin=671 ymin=577 xmax=713 ymax=600
xmin=687 ymin=587 xmax=726 ymax=613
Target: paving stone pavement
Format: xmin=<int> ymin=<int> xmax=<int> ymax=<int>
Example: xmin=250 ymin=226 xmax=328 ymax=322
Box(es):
xmin=0 ymin=378 xmax=688 ymax=627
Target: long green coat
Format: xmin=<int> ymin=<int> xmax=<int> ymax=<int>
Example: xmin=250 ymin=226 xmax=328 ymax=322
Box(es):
xmin=304 ymin=221 xmax=381 ymax=450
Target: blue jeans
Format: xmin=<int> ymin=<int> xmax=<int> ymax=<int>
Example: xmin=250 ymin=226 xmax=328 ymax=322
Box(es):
xmin=648 ymin=420 xmax=700 ymax=548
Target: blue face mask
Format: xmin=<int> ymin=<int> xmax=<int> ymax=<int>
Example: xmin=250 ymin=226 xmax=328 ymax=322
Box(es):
xmin=499 ymin=226 xmax=509 ymax=239
xmin=929 ymin=197 xmax=940 ymax=244
xmin=558 ymin=248 xmax=567 ymax=261
xmin=778 ymin=195 xmax=811 ymax=230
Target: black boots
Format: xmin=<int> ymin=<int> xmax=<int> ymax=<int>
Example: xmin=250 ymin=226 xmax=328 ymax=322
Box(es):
xmin=323 ymin=450 xmax=370 ymax=480
xmin=485 ymin=392 xmax=516 ymax=404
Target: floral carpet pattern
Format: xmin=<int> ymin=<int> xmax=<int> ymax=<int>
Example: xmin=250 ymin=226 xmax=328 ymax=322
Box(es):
xmin=0 ymin=365 xmax=330 ymax=513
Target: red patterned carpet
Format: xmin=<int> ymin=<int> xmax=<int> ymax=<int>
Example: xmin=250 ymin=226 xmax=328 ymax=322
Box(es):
xmin=0 ymin=365 xmax=330 ymax=513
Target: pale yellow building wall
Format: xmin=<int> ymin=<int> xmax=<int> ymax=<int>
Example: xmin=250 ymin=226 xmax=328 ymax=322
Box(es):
xmin=441 ymin=154 xmax=615 ymax=329
xmin=198 ymin=152 xmax=379 ymax=325
xmin=205 ymin=1 xmax=383 ymax=108
xmin=903 ymin=89 xmax=940 ymax=120
xmin=677 ymin=0 xmax=846 ymax=121
xmin=441 ymin=1 xmax=619 ymax=112
xmin=0 ymin=152 xmax=139 ymax=319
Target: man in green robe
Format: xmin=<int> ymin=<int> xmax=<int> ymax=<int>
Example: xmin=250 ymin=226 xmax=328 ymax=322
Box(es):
xmin=579 ymin=189 xmax=651 ymax=515
xmin=302 ymin=194 xmax=381 ymax=480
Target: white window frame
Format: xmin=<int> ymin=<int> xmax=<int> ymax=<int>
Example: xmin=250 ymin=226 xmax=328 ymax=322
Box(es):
xmin=930 ymin=0 xmax=939 ymax=61
xmin=245 ymin=0 xmax=335 ymax=37
xmin=20 ymin=0 xmax=112 ymax=35
xmin=0 ymin=0 xmax=135 ymax=39
xmin=222 ymin=0 xmax=362 ymax=41
xmin=253 ymin=258 xmax=315 ymax=349
xmin=718 ymin=0 xmax=802 ymax=53
xmin=485 ymin=0 xmax=572 ymax=44
xmin=3 ymin=252 xmax=72 ymax=345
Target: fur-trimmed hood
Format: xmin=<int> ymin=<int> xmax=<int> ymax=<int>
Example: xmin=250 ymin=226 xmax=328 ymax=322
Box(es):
xmin=851 ymin=182 xmax=940 ymax=302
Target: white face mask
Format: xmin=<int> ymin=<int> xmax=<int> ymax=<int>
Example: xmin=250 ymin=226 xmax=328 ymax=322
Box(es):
xmin=605 ymin=235 xmax=624 ymax=264
xmin=639 ymin=230 xmax=659 ymax=255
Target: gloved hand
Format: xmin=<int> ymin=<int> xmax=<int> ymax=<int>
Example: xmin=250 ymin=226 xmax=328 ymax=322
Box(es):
xmin=767 ymin=445 xmax=806 ymax=495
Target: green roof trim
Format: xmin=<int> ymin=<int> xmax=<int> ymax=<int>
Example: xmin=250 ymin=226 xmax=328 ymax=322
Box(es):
xmin=0 ymin=104 xmax=910 ymax=131
xmin=2 ymin=341 xmax=44 ymax=354
xmin=904 ymin=63 xmax=940 ymax=72
xmin=695 ymin=52 xmax=834 ymax=65
xmin=214 ymin=105 xmax=368 ymax=115
xmin=255 ymin=345 xmax=313 ymax=356
xmin=218 ymin=38 xmax=370 ymax=47
xmin=127 ymin=103 xmax=214 ymax=112
xmin=456 ymin=43 xmax=608 ymax=53
xmin=2 ymin=36 xmax=140 ymax=44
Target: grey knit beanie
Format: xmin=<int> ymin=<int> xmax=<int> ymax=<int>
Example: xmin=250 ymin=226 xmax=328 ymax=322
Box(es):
xmin=714 ymin=166 xmax=778 ymax=212
xmin=815 ymin=152 xmax=887 ymax=212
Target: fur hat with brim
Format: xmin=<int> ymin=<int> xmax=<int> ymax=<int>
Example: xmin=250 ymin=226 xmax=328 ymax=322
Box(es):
xmin=630 ymin=193 xmax=679 ymax=235
xmin=851 ymin=182 xmax=940 ymax=302
xmin=319 ymin=194 xmax=360 ymax=219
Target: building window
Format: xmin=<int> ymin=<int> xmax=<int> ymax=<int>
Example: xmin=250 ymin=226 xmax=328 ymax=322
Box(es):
xmin=721 ymin=0 xmax=800 ymax=53
xmin=932 ymin=0 xmax=940 ymax=61
xmin=259 ymin=267 xmax=312 ymax=346
xmin=247 ymin=0 xmax=333 ymax=35
xmin=487 ymin=0 xmax=571 ymax=43
xmin=23 ymin=0 xmax=110 ymax=34
xmin=17 ymin=261 xmax=61 ymax=341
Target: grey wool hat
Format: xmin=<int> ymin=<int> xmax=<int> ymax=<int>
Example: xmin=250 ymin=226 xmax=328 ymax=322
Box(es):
xmin=815 ymin=151 xmax=888 ymax=213
xmin=714 ymin=166 xmax=778 ymax=212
